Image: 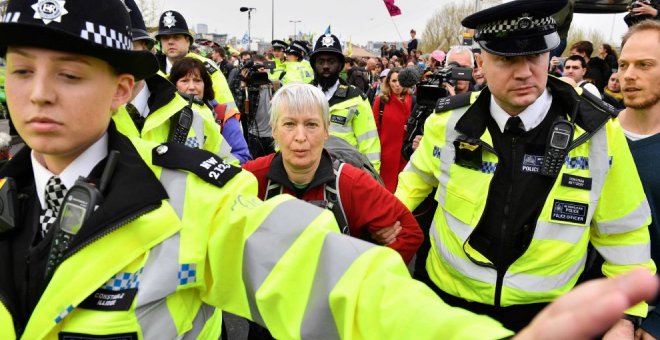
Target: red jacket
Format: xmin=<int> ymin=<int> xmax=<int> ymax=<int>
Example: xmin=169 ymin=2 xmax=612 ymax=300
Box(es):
xmin=373 ymin=94 xmax=412 ymax=193
xmin=243 ymin=151 xmax=423 ymax=263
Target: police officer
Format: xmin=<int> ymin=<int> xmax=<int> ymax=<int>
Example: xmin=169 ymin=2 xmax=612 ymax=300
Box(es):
xmin=396 ymin=0 xmax=655 ymax=334
xmin=269 ymin=39 xmax=288 ymax=82
xmin=281 ymin=40 xmax=313 ymax=85
xmin=110 ymin=0 xmax=241 ymax=163
xmin=155 ymin=10 xmax=241 ymax=125
xmin=0 ymin=1 xmax=655 ymax=338
xmin=310 ymin=34 xmax=381 ymax=171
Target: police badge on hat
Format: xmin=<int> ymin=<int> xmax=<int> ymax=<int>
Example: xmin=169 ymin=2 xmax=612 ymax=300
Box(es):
xmin=31 ymin=0 xmax=68 ymax=25
xmin=162 ymin=11 xmax=176 ymax=28
xmin=321 ymin=34 xmax=334 ymax=48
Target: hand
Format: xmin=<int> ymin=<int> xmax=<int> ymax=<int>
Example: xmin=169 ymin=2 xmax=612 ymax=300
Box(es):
xmin=636 ymin=328 xmax=658 ymax=340
xmin=371 ymin=221 xmax=402 ymax=245
xmin=516 ymin=269 xmax=658 ymax=340
xmin=632 ymin=2 xmax=658 ymax=16
xmin=412 ymin=135 xmax=423 ymax=150
xmin=442 ymin=82 xmax=456 ymax=97
xmin=603 ymin=319 xmax=635 ymax=340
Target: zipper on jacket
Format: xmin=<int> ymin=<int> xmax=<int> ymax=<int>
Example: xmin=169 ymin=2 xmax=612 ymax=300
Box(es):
xmin=494 ymin=135 xmax=518 ymax=307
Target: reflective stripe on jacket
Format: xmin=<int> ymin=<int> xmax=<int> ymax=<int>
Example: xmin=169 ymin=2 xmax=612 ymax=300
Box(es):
xmin=328 ymin=86 xmax=381 ymax=172
xmin=396 ymin=85 xmax=654 ymax=316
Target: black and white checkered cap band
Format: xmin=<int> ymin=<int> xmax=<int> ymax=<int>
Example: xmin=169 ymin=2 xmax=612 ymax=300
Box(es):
xmin=477 ymin=16 xmax=556 ymax=36
xmin=80 ymin=21 xmax=132 ymax=51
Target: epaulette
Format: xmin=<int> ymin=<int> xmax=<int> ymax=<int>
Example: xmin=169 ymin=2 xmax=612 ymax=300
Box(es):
xmin=346 ymin=84 xmax=367 ymax=100
xmin=579 ymin=87 xmax=619 ymax=118
xmin=435 ymin=92 xmax=472 ymax=113
xmin=152 ymin=142 xmax=241 ymax=188
xmin=203 ymin=61 xmax=218 ymax=75
xmin=335 ymin=85 xmax=349 ymax=98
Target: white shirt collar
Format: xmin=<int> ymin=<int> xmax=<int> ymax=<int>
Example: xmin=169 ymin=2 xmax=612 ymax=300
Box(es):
xmin=131 ymin=83 xmax=151 ymax=118
xmin=166 ymin=58 xmax=173 ymax=74
xmin=490 ymin=89 xmax=552 ymax=133
xmin=318 ymin=80 xmax=340 ymax=101
xmin=32 ymin=133 xmax=109 ymax=209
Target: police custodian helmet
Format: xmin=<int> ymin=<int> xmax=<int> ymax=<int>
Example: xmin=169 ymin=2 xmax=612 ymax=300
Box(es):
xmin=155 ymin=10 xmax=194 ymax=43
xmin=124 ymin=0 xmax=156 ymax=49
xmin=310 ymin=33 xmax=345 ymax=66
xmin=462 ymin=0 xmax=567 ymax=56
xmin=0 ymin=0 xmax=158 ymax=80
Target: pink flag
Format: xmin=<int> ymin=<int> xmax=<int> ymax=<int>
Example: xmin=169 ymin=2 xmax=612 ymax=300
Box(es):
xmin=383 ymin=0 xmax=401 ymax=16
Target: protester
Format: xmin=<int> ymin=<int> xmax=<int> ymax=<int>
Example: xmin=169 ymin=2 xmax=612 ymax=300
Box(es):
xmin=372 ymin=68 xmax=414 ymax=193
xmin=563 ymin=55 xmax=601 ymax=97
xmin=615 ymin=20 xmax=660 ymax=339
xmin=602 ymin=72 xmax=625 ymax=110
xmin=599 ymin=43 xmax=619 ymax=73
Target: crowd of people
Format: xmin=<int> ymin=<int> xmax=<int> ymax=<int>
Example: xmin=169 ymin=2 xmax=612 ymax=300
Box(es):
xmin=0 ymin=0 xmax=659 ymax=339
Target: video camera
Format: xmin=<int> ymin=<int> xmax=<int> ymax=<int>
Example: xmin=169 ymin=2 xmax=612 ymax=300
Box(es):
xmin=417 ymin=62 xmax=473 ymax=106
xmin=240 ymin=60 xmax=275 ymax=87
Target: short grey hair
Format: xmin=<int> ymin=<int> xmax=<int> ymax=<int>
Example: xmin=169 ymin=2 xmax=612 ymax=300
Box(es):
xmin=269 ymin=83 xmax=330 ymax=129
xmin=446 ymin=45 xmax=475 ymax=68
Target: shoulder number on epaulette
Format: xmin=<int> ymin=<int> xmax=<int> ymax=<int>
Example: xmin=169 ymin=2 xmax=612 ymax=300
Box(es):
xmin=435 ymin=92 xmax=472 ymax=113
xmin=152 ymin=142 xmax=241 ymax=188
xmin=204 ymin=61 xmax=218 ymax=75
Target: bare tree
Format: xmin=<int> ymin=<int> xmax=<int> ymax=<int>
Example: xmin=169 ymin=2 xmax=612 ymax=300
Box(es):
xmin=420 ymin=0 xmax=500 ymax=53
xmin=565 ymin=27 xmax=609 ymax=57
xmin=136 ymin=0 xmax=162 ymax=29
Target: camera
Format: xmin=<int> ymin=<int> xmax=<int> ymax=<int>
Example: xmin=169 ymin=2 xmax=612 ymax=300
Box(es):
xmin=627 ymin=0 xmax=650 ymax=10
xmin=417 ymin=62 xmax=473 ymax=106
xmin=240 ymin=60 xmax=275 ymax=87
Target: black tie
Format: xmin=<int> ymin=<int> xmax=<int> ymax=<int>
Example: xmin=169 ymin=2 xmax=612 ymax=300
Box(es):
xmin=126 ymin=103 xmax=146 ymax=132
xmin=505 ymin=116 xmax=525 ymax=136
xmin=39 ymin=176 xmax=67 ymax=237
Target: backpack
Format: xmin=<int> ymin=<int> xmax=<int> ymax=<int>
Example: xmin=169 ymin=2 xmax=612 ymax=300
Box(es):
xmin=263 ymin=136 xmax=384 ymax=235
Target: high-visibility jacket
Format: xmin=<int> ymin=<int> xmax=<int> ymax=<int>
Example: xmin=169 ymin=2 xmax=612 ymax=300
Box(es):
xmin=325 ymin=82 xmax=381 ymax=172
xmin=113 ymin=74 xmax=238 ymax=164
xmin=157 ymin=52 xmax=241 ymax=121
xmin=281 ymin=61 xmax=313 ymax=85
xmin=396 ymin=78 xmax=655 ymax=317
xmin=0 ymin=125 xmax=513 ymax=339
xmin=269 ymin=58 xmax=286 ymax=81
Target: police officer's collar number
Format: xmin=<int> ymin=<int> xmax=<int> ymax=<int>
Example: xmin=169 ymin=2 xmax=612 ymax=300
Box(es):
xmin=152 ymin=142 xmax=241 ymax=188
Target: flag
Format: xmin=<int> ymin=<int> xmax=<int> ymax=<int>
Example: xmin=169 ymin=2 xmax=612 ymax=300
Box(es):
xmin=383 ymin=0 xmax=401 ymax=16
xmin=240 ymin=32 xmax=249 ymax=45
xmin=325 ymin=25 xmax=331 ymax=34
xmin=347 ymin=37 xmax=353 ymax=57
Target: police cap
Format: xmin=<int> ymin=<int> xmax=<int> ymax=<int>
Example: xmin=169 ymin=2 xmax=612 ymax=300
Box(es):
xmin=286 ymin=41 xmax=307 ymax=58
xmin=271 ymin=39 xmax=288 ymax=50
xmin=0 ymin=0 xmax=158 ymax=80
xmin=462 ymin=0 xmax=567 ymax=56
xmin=156 ymin=10 xmax=193 ymax=43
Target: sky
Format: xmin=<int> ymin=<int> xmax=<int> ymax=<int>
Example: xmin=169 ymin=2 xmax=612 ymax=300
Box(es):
xmin=156 ymin=0 xmax=629 ymax=46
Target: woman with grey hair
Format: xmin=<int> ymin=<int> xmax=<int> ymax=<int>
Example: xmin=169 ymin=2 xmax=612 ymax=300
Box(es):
xmin=242 ymin=83 xmax=422 ymax=339
xmin=244 ymin=83 xmax=422 ymax=262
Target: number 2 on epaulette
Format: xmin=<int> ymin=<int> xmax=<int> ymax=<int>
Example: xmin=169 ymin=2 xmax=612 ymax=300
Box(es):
xmin=209 ymin=162 xmax=230 ymax=180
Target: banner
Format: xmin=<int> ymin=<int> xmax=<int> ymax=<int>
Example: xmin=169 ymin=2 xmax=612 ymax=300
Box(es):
xmin=383 ymin=0 xmax=401 ymax=16
xmin=325 ymin=25 xmax=331 ymax=34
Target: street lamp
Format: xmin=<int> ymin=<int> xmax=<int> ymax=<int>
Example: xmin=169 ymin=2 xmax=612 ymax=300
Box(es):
xmin=239 ymin=7 xmax=256 ymax=49
xmin=289 ymin=20 xmax=301 ymax=40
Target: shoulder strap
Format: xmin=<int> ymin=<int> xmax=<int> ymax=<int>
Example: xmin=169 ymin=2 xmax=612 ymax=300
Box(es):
xmin=326 ymin=160 xmax=350 ymax=236
xmin=264 ymin=179 xmax=283 ymax=200
xmin=152 ymin=142 xmax=241 ymax=188
xmin=378 ymin=96 xmax=385 ymax=128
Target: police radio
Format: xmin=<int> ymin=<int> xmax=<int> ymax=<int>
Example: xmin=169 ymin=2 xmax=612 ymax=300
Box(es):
xmin=45 ymin=151 xmax=119 ymax=279
xmin=169 ymin=95 xmax=195 ymax=144
xmin=539 ymin=103 xmax=578 ymax=177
